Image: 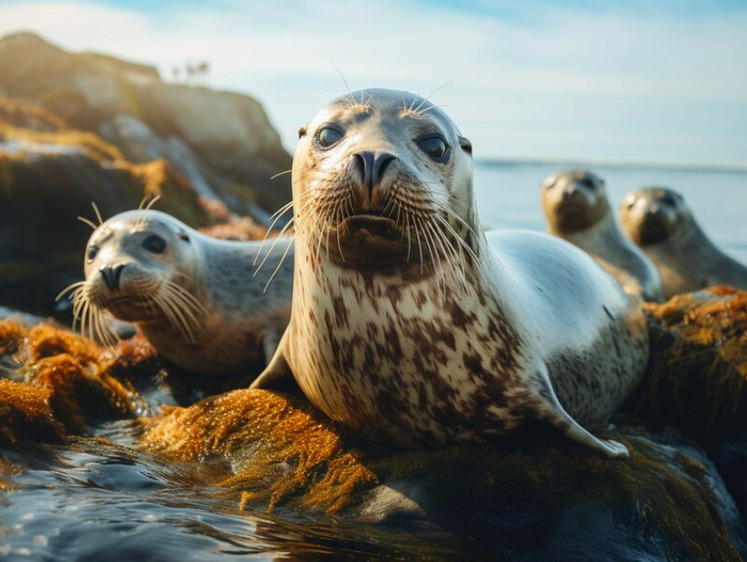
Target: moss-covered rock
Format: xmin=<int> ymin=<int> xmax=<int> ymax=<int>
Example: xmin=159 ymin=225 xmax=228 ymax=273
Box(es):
xmin=0 ymin=95 xmax=274 ymax=317
xmin=632 ymin=286 xmax=747 ymax=519
xmin=632 ymin=286 xmax=747 ymax=437
xmin=0 ymin=320 xmax=144 ymax=445
xmin=0 ymin=31 xmax=291 ymax=214
xmin=0 ymin=113 xmax=213 ymax=316
xmin=139 ymin=388 xmax=744 ymax=559
xmin=1 ymin=297 xmax=746 ymax=558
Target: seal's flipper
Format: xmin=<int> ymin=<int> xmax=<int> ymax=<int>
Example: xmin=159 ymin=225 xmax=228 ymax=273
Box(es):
xmin=530 ymin=366 xmax=629 ymax=459
xmin=250 ymin=331 xmax=296 ymax=391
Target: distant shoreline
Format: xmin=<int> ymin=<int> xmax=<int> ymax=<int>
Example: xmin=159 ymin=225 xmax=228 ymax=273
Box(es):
xmin=477 ymin=157 xmax=747 ymax=175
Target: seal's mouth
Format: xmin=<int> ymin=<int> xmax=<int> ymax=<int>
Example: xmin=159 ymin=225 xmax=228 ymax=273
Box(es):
xmin=555 ymin=206 xmax=593 ymax=232
xmin=341 ymin=214 xmax=399 ymax=239
xmin=101 ymin=295 xmax=160 ymax=321
xmin=638 ymin=212 xmax=672 ymax=245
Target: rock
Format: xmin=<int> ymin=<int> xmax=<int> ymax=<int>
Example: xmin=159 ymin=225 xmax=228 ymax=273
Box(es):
xmin=632 ymin=286 xmax=747 ymax=518
xmin=198 ymin=216 xmax=268 ymax=242
xmin=0 ymin=32 xmax=291 ymax=215
xmin=0 ymin=95 xmax=66 ymax=131
xmin=139 ymin=388 xmax=744 ymax=560
xmin=0 ymin=306 xmax=49 ymax=327
xmin=1 ymin=310 xmax=745 ymax=558
xmin=0 ymin=117 xmax=211 ymax=316
xmin=0 ymin=320 xmax=144 ymax=446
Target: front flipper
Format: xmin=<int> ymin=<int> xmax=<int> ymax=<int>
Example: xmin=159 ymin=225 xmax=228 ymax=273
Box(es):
xmin=529 ymin=365 xmax=629 ymax=459
xmin=250 ymin=330 xmax=296 ymax=391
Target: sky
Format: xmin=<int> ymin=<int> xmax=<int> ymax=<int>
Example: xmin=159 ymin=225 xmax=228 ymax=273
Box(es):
xmin=0 ymin=0 xmax=745 ymax=167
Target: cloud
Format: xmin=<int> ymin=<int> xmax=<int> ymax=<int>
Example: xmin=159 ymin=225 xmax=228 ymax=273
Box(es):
xmin=0 ymin=0 xmax=745 ymax=165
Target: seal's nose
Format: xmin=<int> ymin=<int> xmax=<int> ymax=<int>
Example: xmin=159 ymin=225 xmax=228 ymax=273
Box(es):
xmin=561 ymin=186 xmax=582 ymax=202
xmin=99 ymin=263 xmax=125 ymax=291
xmin=645 ymin=205 xmax=664 ymax=218
xmin=352 ymin=151 xmax=398 ymax=195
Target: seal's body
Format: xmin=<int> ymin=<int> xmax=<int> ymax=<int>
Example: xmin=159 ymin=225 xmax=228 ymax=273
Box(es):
xmin=620 ymin=187 xmax=747 ymax=298
xmin=73 ymin=210 xmax=293 ymax=376
xmin=541 ymin=170 xmax=663 ymax=301
xmin=253 ymin=89 xmax=648 ymax=457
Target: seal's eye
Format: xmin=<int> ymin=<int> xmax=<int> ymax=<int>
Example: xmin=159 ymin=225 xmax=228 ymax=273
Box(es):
xmin=660 ymin=194 xmax=676 ymax=207
xmin=316 ymin=127 xmax=343 ymax=149
xmin=417 ymin=135 xmax=449 ymax=162
xmin=86 ymin=245 xmax=99 ymax=262
xmin=142 ymin=234 xmax=167 ymax=254
xmin=580 ymin=177 xmax=596 ymax=190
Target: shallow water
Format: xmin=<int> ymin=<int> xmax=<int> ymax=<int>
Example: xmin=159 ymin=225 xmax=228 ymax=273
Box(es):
xmin=474 ymin=161 xmax=747 ymax=263
xmin=0 ymin=431 xmax=462 ymax=560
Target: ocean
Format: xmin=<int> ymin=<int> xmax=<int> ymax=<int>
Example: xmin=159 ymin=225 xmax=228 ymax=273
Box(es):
xmin=473 ymin=160 xmax=747 ymax=264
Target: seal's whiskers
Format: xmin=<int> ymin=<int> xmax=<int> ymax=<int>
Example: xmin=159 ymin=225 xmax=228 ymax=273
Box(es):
xmin=263 ymin=236 xmax=295 ymax=293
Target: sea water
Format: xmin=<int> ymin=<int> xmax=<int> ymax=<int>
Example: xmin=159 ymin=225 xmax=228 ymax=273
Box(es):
xmin=474 ymin=160 xmax=747 ymax=263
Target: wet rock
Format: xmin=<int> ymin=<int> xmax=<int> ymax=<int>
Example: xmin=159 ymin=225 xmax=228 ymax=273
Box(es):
xmin=1 ymin=298 xmax=745 ymax=558
xmin=0 ymin=115 xmax=211 ymax=316
xmin=631 ymin=286 xmax=747 ymax=518
xmin=0 ymin=31 xmax=291 ymax=215
xmin=0 ymin=320 xmax=144 ymax=445
xmin=140 ymin=388 xmax=744 ymax=560
xmin=0 ymin=306 xmax=49 ymax=327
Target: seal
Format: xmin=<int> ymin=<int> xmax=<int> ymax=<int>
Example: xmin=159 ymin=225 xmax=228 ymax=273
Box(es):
xmin=251 ymin=89 xmax=648 ymax=458
xmin=619 ymin=187 xmax=747 ymax=298
xmin=541 ymin=170 xmax=664 ymax=301
xmin=60 ymin=209 xmax=293 ymax=376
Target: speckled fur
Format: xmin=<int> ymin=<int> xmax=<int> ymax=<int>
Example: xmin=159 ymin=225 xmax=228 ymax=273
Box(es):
xmin=254 ymin=89 xmax=649 ymax=457
xmin=82 ymin=210 xmax=293 ymax=376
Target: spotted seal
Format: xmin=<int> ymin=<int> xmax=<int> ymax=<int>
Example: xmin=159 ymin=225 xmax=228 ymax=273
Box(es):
xmin=251 ymin=89 xmax=648 ymax=458
xmin=620 ymin=187 xmax=747 ymax=298
xmin=541 ymin=170 xmax=663 ymax=301
xmin=61 ymin=209 xmax=293 ymax=376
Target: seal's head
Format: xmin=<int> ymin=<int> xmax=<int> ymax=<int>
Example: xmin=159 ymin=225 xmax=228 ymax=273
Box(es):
xmin=291 ymin=88 xmax=474 ymax=270
xmin=63 ymin=210 xmax=205 ymax=344
xmin=541 ymin=170 xmax=609 ymax=235
xmin=619 ymin=187 xmax=690 ymax=246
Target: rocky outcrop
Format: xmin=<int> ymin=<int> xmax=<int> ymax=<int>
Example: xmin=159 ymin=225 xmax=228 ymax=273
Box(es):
xmin=139 ymin=390 xmax=743 ymax=559
xmin=0 ymin=114 xmax=211 ymax=316
xmin=628 ymin=286 xmax=747 ymax=518
xmin=0 ymin=320 xmax=144 ymax=446
xmin=0 ymin=95 xmax=270 ymax=317
xmin=0 ymin=316 xmax=742 ymax=559
xmin=0 ymin=31 xmax=291 ymax=215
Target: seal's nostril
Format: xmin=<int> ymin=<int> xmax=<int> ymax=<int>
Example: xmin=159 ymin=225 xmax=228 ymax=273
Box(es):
xmin=100 ymin=263 xmax=125 ymax=291
xmin=353 ymin=153 xmax=365 ymax=179
xmin=375 ymin=154 xmax=397 ymax=183
xmin=352 ymin=151 xmax=396 ymax=195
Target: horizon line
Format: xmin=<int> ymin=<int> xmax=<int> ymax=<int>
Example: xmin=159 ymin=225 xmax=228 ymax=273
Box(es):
xmin=477 ymin=156 xmax=747 ymax=175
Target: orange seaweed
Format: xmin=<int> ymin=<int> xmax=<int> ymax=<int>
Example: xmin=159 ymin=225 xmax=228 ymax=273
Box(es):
xmin=140 ymin=389 xmax=378 ymax=514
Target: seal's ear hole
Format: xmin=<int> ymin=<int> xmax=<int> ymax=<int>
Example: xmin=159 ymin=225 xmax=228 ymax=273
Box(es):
xmin=458 ymin=136 xmax=472 ymax=156
xmin=178 ymin=233 xmax=190 ymax=243
xmin=298 ymin=125 xmax=308 ymax=139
